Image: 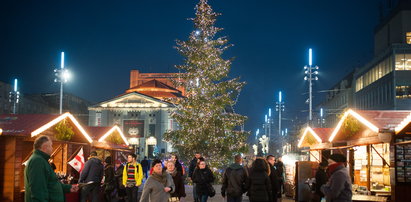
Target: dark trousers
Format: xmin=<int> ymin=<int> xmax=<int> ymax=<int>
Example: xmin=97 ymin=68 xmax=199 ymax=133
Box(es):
xmin=125 ymin=186 xmax=139 ymax=202
xmin=80 ymin=183 xmax=100 ymax=202
xmin=227 ymin=195 xmax=242 ymax=202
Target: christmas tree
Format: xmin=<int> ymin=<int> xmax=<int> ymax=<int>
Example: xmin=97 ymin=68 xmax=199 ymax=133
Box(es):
xmin=164 ymin=0 xmax=249 ymax=169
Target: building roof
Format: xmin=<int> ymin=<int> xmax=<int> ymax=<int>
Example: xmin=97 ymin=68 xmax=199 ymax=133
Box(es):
xmin=87 ymin=125 xmax=129 ymax=146
xmin=126 ymin=79 xmax=183 ymax=99
xmin=298 ymin=127 xmax=333 ymax=148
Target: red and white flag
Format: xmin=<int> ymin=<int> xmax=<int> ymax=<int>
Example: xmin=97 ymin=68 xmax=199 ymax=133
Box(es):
xmin=68 ymin=147 xmax=85 ymax=173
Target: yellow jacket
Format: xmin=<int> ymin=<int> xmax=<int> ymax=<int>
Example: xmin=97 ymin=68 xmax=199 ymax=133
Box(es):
xmin=122 ymin=162 xmax=143 ymax=186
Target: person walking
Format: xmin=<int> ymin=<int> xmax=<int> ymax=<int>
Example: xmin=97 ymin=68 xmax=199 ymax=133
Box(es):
xmin=79 ymin=151 xmax=104 ymax=202
xmin=24 ymin=135 xmax=78 ymax=202
xmin=141 ymin=156 xmax=150 ymax=179
xmin=103 ymin=156 xmax=116 ymax=202
xmin=221 ymin=154 xmax=248 ymax=202
xmin=166 ymin=160 xmax=186 ymax=201
xmin=274 ymin=156 xmax=285 ymax=196
xmin=139 ymin=159 xmax=175 ymax=202
xmin=122 ymin=153 xmax=143 ymax=202
xmin=266 ymin=155 xmax=280 ymax=202
xmin=114 ymin=160 xmax=126 ymax=202
xmin=192 ymin=159 xmax=215 ymax=202
xmin=247 ymin=158 xmax=272 ymax=202
xmin=189 ymin=152 xmax=202 ymax=201
xmin=312 ymin=161 xmax=328 ymax=202
xmin=321 ymin=154 xmax=352 ymax=202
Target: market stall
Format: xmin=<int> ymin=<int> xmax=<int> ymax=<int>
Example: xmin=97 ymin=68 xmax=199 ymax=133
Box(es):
xmin=0 ymin=112 xmax=93 ymax=202
xmin=328 ymin=109 xmax=411 ymax=201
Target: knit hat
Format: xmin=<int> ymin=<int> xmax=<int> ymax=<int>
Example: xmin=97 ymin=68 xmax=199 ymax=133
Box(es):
xmin=105 ymin=156 xmax=112 ymax=164
xmin=329 ymin=154 xmax=346 ymax=163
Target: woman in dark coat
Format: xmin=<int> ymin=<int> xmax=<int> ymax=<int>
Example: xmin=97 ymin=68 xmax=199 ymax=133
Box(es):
xmin=104 ymin=156 xmax=115 ymax=202
xmin=166 ymin=161 xmax=186 ymax=201
xmin=192 ymin=159 xmax=215 ymax=202
xmin=247 ymin=158 xmax=272 ymax=202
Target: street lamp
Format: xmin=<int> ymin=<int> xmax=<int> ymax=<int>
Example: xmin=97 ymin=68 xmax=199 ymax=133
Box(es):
xmin=9 ymin=79 xmax=20 ymax=114
xmin=319 ymin=108 xmax=325 ymax=127
xmin=304 ymin=48 xmax=319 ymax=123
xmin=54 ymin=52 xmax=71 ymax=114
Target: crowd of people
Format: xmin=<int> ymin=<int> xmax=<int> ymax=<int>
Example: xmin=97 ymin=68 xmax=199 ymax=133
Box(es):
xmin=24 ymin=135 xmax=352 ymax=202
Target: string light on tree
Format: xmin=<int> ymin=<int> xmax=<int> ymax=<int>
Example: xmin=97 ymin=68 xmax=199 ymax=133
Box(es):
xmin=164 ymin=0 xmax=249 ymax=169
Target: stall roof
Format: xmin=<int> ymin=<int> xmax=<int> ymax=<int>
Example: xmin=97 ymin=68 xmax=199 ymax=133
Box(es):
xmin=298 ymin=126 xmax=333 ymax=148
xmin=329 ymin=109 xmax=411 ymax=142
xmin=87 ymin=125 xmax=129 ymax=146
xmin=0 ymin=112 xmax=93 ymax=143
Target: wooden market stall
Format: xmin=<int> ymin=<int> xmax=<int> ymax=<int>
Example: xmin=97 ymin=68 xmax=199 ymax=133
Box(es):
xmin=0 ymin=112 xmax=94 ymax=202
xmin=87 ymin=125 xmax=132 ymax=164
xmin=328 ymin=109 xmax=411 ymax=201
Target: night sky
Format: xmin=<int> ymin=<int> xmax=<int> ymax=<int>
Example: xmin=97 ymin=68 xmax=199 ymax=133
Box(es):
xmin=1 ymin=0 xmax=382 ymax=133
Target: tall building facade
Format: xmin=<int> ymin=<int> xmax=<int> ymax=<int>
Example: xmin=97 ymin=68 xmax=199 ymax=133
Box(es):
xmin=89 ymin=70 xmax=182 ymax=159
xmin=354 ymin=1 xmax=411 ymax=110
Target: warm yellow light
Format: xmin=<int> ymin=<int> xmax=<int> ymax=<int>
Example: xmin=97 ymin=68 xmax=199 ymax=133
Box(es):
xmin=31 ymin=112 xmax=93 ymax=143
xmin=328 ymin=109 xmax=379 ymax=142
xmin=0 ymin=128 xmax=2 ymax=135
xmin=98 ymin=125 xmax=129 ymax=146
xmin=395 ymin=113 xmax=411 ymax=134
xmin=298 ymin=127 xmax=322 ymax=148
xmin=147 ymin=136 xmax=157 ymax=145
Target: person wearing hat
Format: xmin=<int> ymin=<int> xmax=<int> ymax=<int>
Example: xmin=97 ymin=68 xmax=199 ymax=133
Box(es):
xmin=313 ymin=161 xmax=328 ymax=202
xmin=321 ymin=154 xmax=352 ymax=202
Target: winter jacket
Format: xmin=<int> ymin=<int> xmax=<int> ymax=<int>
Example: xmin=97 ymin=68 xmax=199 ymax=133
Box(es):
xmin=169 ymin=171 xmax=186 ymax=198
xmin=79 ymin=156 xmax=104 ymax=183
xmin=24 ymin=149 xmax=72 ymax=202
xmin=122 ymin=162 xmax=143 ymax=186
xmin=268 ymin=164 xmax=280 ymax=201
xmin=221 ymin=163 xmax=248 ymax=197
xmin=192 ymin=167 xmax=215 ymax=196
xmin=321 ymin=164 xmax=352 ymax=202
xmin=315 ymin=168 xmax=327 ymax=197
xmin=188 ymin=157 xmax=198 ymax=178
xmin=139 ymin=171 xmax=175 ymax=202
xmin=104 ymin=164 xmax=116 ymax=192
xmin=247 ymin=171 xmax=272 ymax=202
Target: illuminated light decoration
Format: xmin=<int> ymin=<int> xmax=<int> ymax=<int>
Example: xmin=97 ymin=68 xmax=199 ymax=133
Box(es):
xmin=309 ymin=48 xmax=312 ymax=66
xmin=279 ymin=91 xmax=282 ymax=102
xmin=0 ymin=128 xmax=2 ymax=135
xmin=320 ymin=108 xmax=323 ymax=117
xmin=395 ymin=112 xmax=411 ymax=134
xmin=328 ymin=109 xmax=379 ymax=142
xmin=61 ymin=52 xmax=65 ymax=69
xmin=265 ymin=115 xmax=268 ymax=123
xmin=269 ymin=108 xmax=271 ymax=117
xmin=129 ymin=137 xmax=139 ymax=145
xmin=298 ymin=126 xmax=323 ymax=148
xmin=147 ymin=136 xmax=157 ymax=145
xmin=98 ymin=125 xmax=129 ymax=146
xmin=14 ymin=79 xmax=18 ymax=92
xmin=31 ymin=112 xmax=93 ymax=143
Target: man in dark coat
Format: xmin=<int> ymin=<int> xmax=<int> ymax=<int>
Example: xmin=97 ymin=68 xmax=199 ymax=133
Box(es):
xmin=321 ymin=154 xmax=352 ymax=202
xmin=313 ymin=161 xmax=328 ymax=202
xmin=267 ymin=155 xmax=280 ymax=202
xmin=24 ymin=135 xmax=78 ymax=202
xmin=274 ymin=156 xmax=285 ymax=196
xmin=79 ymin=151 xmax=104 ymax=202
xmin=141 ymin=156 xmax=149 ymax=179
xmin=222 ymin=154 xmax=248 ymax=202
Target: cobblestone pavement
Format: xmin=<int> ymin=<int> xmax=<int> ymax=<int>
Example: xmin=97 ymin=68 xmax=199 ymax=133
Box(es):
xmin=180 ymin=184 xmax=294 ymax=202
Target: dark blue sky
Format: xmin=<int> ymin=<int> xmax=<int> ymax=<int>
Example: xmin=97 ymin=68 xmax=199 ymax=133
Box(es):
xmin=1 ymin=0 xmax=382 ymax=132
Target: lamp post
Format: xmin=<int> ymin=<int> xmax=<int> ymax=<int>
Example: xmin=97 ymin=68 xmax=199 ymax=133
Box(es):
xmin=9 ymin=79 xmax=20 ymax=114
xmin=304 ymin=48 xmax=319 ymax=124
xmin=54 ymin=52 xmax=70 ymax=114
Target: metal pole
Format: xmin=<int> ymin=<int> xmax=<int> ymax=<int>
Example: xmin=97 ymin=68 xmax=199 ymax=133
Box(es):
xmin=60 ymin=81 xmax=63 ymax=114
xmin=309 ymin=65 xmax=312 ymax=122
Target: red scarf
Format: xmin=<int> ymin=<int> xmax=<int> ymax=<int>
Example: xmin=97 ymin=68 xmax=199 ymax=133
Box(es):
xmin=326 ymin=162 xmax=344 ymax=178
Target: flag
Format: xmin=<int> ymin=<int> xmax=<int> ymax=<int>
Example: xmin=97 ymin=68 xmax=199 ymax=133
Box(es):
xmin=68 ymin=147 xmax=85 ymax=173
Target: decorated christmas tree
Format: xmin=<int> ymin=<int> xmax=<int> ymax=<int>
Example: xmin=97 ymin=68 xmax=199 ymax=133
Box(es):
xmin=164 ymin=0 xmax=249 ymax=169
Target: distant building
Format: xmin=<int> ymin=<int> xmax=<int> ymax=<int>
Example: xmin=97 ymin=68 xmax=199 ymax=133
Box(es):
xmin=0 ymin=80 xmax=92 ymax=124
xmin=354 ymin=0 xmax=411 ymax=110
xmin=89 ymin=70 xmax=183 ymax=159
